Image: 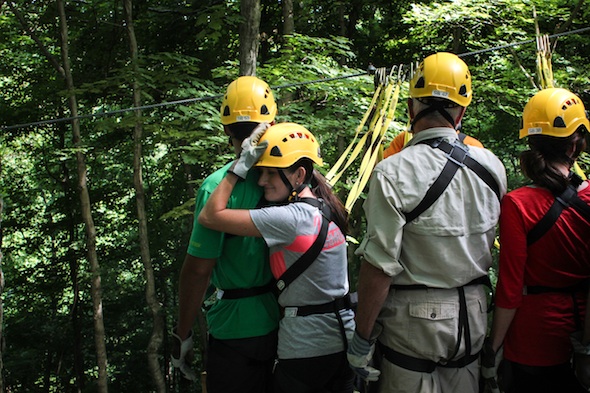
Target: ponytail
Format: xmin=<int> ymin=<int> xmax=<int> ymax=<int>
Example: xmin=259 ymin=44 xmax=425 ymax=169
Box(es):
xmin=287 ymin=159 xmax=349 ymax=234
xmin=310 ymin=170 xmax=349 ymax=234
xmin=521 ymin=127 xmax=587 ymax=194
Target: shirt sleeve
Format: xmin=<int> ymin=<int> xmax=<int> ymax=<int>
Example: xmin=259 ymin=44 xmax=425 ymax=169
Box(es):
xmin=187 ymin=186 xmax=224 ymax=259
xmin=495 ymin=194 xmax=528 ymax=309
xmin=355 ymin=169 xmax=405 ymax=277
xmin=250 ymin=205 xmax=298 ymax=248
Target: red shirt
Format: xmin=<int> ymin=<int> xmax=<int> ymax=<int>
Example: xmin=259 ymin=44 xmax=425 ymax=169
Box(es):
xmin=496 ymin=184 xmax=590 ymax=365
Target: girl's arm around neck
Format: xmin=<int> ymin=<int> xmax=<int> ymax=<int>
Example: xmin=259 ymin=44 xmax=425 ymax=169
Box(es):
xmin=198 ymin=172 xmax=262 ymax=238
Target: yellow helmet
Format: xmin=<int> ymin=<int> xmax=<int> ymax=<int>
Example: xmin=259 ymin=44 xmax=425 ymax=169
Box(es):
xmin=410 ymin=52 xmax=472 ymax=107
xmin=220 ymin=76 xmax=277 ymax=125
xmin=519 ymin=88 xmax=590 ymax=139
xmin=255 ymin=123 xmax=323 ymax=168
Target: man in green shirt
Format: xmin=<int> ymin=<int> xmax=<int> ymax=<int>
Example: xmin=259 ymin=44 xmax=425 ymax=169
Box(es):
xmin=172 ymin=76 xmax=280 ymax=392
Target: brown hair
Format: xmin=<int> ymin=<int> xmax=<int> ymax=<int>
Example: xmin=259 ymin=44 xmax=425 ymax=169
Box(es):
xmin=520 ymin=127 xmax=587 ymax=194
xmin=288 ymin=159 xmax=349 ymax=234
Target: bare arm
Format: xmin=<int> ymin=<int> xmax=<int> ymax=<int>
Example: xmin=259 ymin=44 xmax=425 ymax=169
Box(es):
xmin=355 ymin=260 xmax=392 ymax=339
xmin=176 ymin=254 xmax=215 ymax=340
xmin=198 ymin=173 xmax=262 ymax=238
xmin=489 ymin=306 xmax=517 ymax=352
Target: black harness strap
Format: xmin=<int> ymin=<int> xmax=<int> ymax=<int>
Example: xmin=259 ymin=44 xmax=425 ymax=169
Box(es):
xmin=378 ymin=341 xmax=480 ymax=373
xmin=524 ymin=175 xmax=590 ymax=330
xmin=386 ymin=276 xmax=489 ymax=372
xmin=527 ymin=174 xmax=590 ymax=246
xmin=219 ymin=281 xmax=275 ymax=300
xmin=286 ymin=294 xmax=353 ymax=317
xmin=527 ymin=185 xmax=578 ymax=245
xmin=405 ymin=138 xmax=501 ymax=223
xmin=275 ymin=198 xmax=331 ymax=293
xmin=277 ymin=198 xmax=351 ymax=350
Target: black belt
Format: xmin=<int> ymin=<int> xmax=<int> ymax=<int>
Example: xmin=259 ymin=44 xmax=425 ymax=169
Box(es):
xmin=283 ymin=294 xmax=352 ymax=317
xmin=524 ymin=279 xmax=589 ymax=331
xmin=524 ymin=279 xmax=588 ymax=295
xmin=378 ymin=341 xmax=480 ymax=373
xmin=218 ymin=281 xmax=275 ymax=300
xmin=390 ymin=275 xmax=491 ymax=291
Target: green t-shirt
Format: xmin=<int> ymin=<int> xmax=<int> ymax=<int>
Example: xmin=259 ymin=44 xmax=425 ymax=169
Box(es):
xmin=187 ymin=162 xmax=279 ymax=339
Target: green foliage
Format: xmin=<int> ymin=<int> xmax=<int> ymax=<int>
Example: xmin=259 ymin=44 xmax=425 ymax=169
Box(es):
xmin=1 ymin=0 xmax=590 ymax=391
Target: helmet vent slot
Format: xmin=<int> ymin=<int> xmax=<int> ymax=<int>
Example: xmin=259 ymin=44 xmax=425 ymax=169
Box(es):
xmin=261 ymin=105 xmax=269 ymax=115
xmin=270 ymin=146 xmax=283 ymax=157
xmin=553 ymin=116 xmax=567 ymax=128
xmin=414 ymin=77 xmax=425 ymax=89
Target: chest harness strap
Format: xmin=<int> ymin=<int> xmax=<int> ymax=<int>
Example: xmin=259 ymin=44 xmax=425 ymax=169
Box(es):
xmin=404 ymin=138 xmax=501 ymax=223
xmin=523 ymin=174 xmax=590 ymax=330
xmin=526 ymin=174 xmax=590 ymax=246
xmin=276 ymin=198 xmax=351 ymax=350
xmin=381 ymin=138 xmax=500 ymax=373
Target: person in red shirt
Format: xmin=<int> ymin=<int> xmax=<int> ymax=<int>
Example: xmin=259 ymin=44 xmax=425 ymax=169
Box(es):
xmin=486 ymin=88 xmax=590 ymax=393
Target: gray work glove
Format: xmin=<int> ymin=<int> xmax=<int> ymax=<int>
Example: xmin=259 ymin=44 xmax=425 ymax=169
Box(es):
xmin=571 ymin=331 xmax=590 ymax=391
xmin=481 ymin=337 xmax=503 ymax=393
xmin=228 ymin=122 xmax=270 ymax=179
xmin=171 ymin=327 xmax=197 ymax=381
xmin=347 ymin=330 xmax=381 ymax=382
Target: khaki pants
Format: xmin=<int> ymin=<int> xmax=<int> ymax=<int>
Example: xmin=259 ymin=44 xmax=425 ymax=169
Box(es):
xmin=376 ymin=285 xmax=487 ymax=393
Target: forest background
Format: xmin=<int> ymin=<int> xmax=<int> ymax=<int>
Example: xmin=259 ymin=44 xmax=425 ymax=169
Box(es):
xmin=0 ymin=0 xmax=589 ymax=392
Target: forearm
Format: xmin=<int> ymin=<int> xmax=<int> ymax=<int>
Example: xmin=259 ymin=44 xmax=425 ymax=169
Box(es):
xmin=489 ymin=306 xmax=517 ymax=352
xmin=355 ymin=260 xmax=392 ymax=339
xmin=177 ymin=254 xmax=215 ymax=340
xmin=198 ymin=173 xmax=238 ymax=230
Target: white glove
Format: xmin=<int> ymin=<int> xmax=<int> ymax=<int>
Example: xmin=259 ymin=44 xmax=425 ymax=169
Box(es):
xmin=228 ymin=122 xmax=270 ymax=179
xmin=481 ymin=338 xmax=503 ymax=393
xmin=171 ymin=328 xmax=197 ymax=381
xmin=347 ymin=330 xmax=381 ymax=382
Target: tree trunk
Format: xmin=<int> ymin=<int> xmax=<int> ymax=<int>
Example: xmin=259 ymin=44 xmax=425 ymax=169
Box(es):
xmin=282 ymin=0 xmax=293 ymax=35
xmin=0 ymin=196 xmax=4 ymax=392
xmin=56 ymin=0 xmax=109 ymax=391
xmin=239 ymin=0 xmax=260 ymax=76
xmin=122 ymin=1 xmax=166 ymax=392
xmin=58 ymin=118 xmax=85 ymax=392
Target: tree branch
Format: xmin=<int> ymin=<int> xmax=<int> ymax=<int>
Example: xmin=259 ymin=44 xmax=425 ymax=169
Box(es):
xmin=509 ymin=47 xmax=538 ymax=89
xmin=7 ymin=1 xmax=65 ymax=78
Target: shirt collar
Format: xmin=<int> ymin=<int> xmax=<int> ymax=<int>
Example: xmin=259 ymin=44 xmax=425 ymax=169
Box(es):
xmin=406 ymin=127 xmax=458 ymax=147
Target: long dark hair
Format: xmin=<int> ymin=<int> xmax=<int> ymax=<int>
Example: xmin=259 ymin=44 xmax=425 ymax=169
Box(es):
xmin=287 ymin=158 xmax=350 ymax=234
xmin=520 ymin=127 xmax=587 ymax=194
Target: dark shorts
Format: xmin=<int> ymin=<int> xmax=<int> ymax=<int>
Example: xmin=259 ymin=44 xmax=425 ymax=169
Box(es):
xmin=273 ymin=351 xmax=355 ymax=393
xmin=206 ymin=331 xmax=278 ymax=393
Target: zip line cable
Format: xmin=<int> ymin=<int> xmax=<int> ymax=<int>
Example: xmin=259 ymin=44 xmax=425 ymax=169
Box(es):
xmin=2 ymin=26 xmax=590 ymax=132
xmin=1 ymin=72 xmax=367 ymax=131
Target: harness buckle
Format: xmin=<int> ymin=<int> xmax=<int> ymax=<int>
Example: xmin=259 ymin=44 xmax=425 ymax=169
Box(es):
xmin=445 ymin=143 xmax=469 ymax=168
